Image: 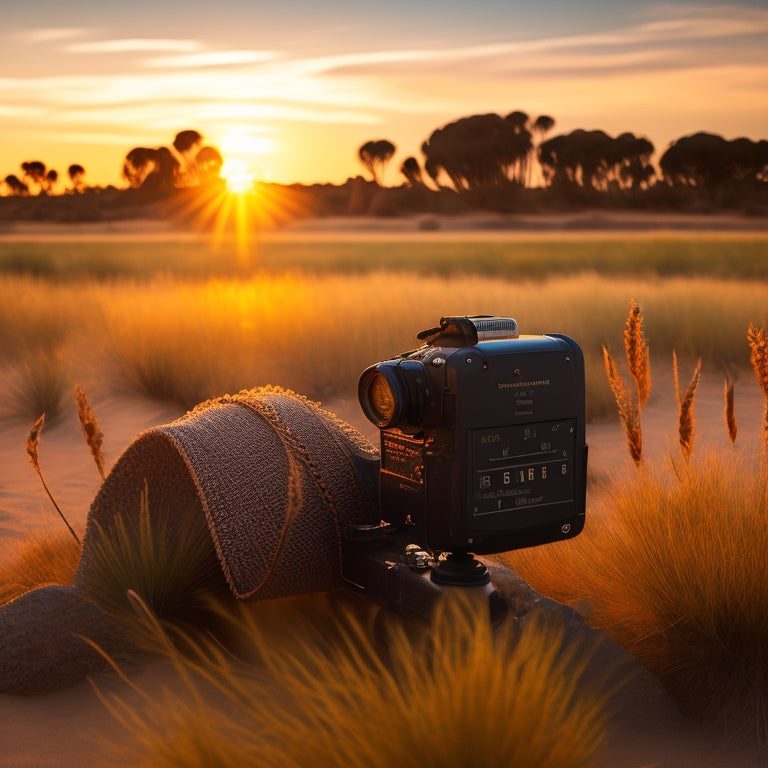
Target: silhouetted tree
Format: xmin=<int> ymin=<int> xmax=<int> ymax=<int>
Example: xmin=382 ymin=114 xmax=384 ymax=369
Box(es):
xmin=122 ymin=146 xmax=178 ymax=192
xmin=4 ymin=174 xmax=28 ymax=196
xmin=533 ymin=115 xmax=555 ymax=135
xmin=21 ymin=161 xmax=48 ymax=194
xmin=195 ymin=145 xmax=224 ymax=183
xmin=68 ymin=164 xmax=86 ymax=193
xmin=44 ymin=169 xmax=58 ymax=194
xmin=122 ymin=148 xmax=156 ymax=188
xmin=358 ymin=139 xmax=396 ymax=185
xmin=612 ymin=133 xmax=655 ymax=190
xmin=660 ymin=132 xmax=768 ymax=189
xmin=539 ymin=129 xmax=653 ymax=191
xmin=172 ymin=129 xmax=203 ymax=186
xmin=122 ymin=130 xmax=224 ymax=193
xmin=400 ymin=156 xmax=424 ymax=186
xmin=421 ymin=113 xmax=534 ymax=193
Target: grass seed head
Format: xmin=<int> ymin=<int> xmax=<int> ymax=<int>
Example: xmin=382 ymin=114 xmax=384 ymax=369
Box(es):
xmin=75 ymin=384 xmax=106 ymax=480
xmin=723 ymin=378 xmax=737 ymax=444
xmin=678 ymin=358 xmax=702 ymax=459
xmin=624 ymin=299 xmax=651 ymax=410
xmin=602 ymin=345 xmax=642 ymax=465
xmin=26 ymin=413 xmax=45 ymax=473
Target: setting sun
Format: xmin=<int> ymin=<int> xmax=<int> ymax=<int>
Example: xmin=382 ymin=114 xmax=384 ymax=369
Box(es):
xmin=217 ymin=131 xmax=273 ymax=192
xmin=220 ymin=157 xmax=254 ymax=193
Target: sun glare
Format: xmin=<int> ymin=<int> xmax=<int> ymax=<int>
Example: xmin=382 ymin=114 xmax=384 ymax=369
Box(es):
xmin=217 ymin=131 xmax=274 ymax=193
xmin=220 ymin=158 xmax=254 ymax=193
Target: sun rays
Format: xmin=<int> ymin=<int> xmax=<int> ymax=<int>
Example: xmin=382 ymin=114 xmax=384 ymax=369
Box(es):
xmin=161 ymin=179 xmax=315 ymax=268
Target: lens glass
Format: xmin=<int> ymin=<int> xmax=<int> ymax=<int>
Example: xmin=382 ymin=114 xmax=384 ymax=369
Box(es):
xmin=368 ymin=373 xmax=396 ymax=425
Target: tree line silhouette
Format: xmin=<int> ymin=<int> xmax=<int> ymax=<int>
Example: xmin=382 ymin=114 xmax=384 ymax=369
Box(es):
xmin=362 ymin=112 xmax=766 ymax=198
xmin=2 ymin=113 xmax=766 ymax=217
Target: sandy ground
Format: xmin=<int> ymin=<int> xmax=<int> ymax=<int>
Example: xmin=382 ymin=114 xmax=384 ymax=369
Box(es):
xmin=1 ymin=213 xmax=767 ymax=766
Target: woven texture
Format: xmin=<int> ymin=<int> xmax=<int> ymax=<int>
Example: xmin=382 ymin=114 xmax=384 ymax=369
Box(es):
xmin=75 ymin=387 xmax=380 ymax=600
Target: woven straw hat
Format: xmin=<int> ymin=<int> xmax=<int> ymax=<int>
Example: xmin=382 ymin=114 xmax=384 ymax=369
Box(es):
xmin=75 ymin=387 xmax=380 ymax=601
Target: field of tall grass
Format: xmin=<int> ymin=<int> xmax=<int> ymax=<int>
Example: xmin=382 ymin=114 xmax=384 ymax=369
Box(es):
xmin=1 ymin=235 xmax=766 ymax=423
xmin=2 ymin=233 xmax=767 ymax=280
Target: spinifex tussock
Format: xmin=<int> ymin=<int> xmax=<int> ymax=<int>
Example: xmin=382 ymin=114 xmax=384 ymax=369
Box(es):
xmin=100 ymin=595 xmax=611 ymax=768
xmin=77 ymin=485 xmax=225 ymax=647
xmin=502 ymin=450 xmax=768 ymax=742
xmin=0 ymin=532 xmax=81 ymax=606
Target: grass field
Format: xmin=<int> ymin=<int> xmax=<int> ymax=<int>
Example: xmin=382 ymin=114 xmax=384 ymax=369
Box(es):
xmin=1 ymin=233 xmax=766 ymax=422
xmin=2 ymin=228 xmax=768 ymax=761
xmin=1 ymin=233 xmax=767 ymax=281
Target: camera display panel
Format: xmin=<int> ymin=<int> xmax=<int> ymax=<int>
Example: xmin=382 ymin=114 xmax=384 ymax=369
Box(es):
xmin=470 ymin=419 xmax=576 ymax=519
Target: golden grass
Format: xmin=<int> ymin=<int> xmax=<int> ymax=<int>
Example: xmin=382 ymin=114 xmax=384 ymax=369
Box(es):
xmin=748 ymin=323 xmax=768 ymax=457
xmin=624 ymin=298 xmax=651 ymax=409
xmin=101 ymin=595 xmax=612 ymax=768
xmin=2 ymin=271 xmax=767 ymax=423
xmin=673 ymin=353 xmax=702 ymax=459
xmin=724 ymin=378 xmax=737 ymax=444
xmin=77 ymin=488 xmax=225 ymax=643
xmin=602 ymin=345 xmax=642 ymax=465
xmin=25 ymin=413 xmax=81 ymax=545
xmin=0 ymin=532 xmax=81 ymax=605
xmin=500 ymin=450 xmax=768 ymax=740
xmin=4 ymin=348 xmax=69 ymax=423
xmin=75 ymin=383 xmax=106 ymax=480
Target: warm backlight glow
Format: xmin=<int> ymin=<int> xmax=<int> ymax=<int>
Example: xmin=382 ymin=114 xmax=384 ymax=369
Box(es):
xmin=218 ymin=131 xmax=274 ymax=192
xmin=220 ymin=158 xmax=254 ymax=193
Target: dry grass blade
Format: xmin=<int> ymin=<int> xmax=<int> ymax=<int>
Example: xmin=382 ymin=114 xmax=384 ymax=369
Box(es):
xmin=724 ymin=378 xmax=737 ymax=444
xmin=624 ymin=299 xmax=651 ymax=410
xmin=747 ymin=323 xmax=768 ymax=457
xmin=677 ymin=357 xmax=702 ymax=460
xmin=0 ymin=533 xmax=81 ymax=605
xmin=75 ymin=384 xmax=106 ymax=480
xmin=100 ymin=596 xmax=612 ymax=768
xmin=748 ymin=323 xmax=768 ymax=400
xmin=602 ymin=345 xmax=642 ymax=465
xmin=25 ymin=414 xmax=81 ymax=545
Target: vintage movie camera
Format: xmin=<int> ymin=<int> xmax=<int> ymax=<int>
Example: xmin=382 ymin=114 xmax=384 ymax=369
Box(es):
xmin=342 ymin=315 xmax=587 ymax=621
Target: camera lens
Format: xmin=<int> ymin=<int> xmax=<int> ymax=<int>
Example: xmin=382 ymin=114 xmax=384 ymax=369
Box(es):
xmin=359 ymin=364 xmax=404 ymax=428
xmin=368 ymin=372 xmax=396 ymax=425
xmin=358 ymin=360 xmax=429 ymax=430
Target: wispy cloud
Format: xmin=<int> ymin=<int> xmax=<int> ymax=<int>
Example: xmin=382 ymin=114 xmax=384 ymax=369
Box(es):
xmin=1 ymin=3 xmax=765 ymax=185
xmin=16 ymin=28 xmax=88 ymax=44
xmin=66 ymin=39 xmax=202 ymax=54
xmin=143 ymin=50 xmax=279 ymax=69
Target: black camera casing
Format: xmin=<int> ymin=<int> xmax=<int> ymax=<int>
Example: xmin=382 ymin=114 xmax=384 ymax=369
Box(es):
xmin=359 ymin=320 xmax=587 ymax=555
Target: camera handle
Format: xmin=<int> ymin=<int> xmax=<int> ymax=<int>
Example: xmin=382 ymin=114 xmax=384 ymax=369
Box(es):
xmin=341 ymin=524 xmax=508 ymax=625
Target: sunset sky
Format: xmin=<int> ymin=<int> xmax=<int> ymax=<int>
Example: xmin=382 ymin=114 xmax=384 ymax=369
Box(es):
xmin=2 ymin=0 xmax=767 ymax=189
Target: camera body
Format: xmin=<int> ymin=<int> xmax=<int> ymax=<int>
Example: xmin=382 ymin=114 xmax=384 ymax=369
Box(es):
xmin=358 ymin=316 xmax=587 ymax=556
